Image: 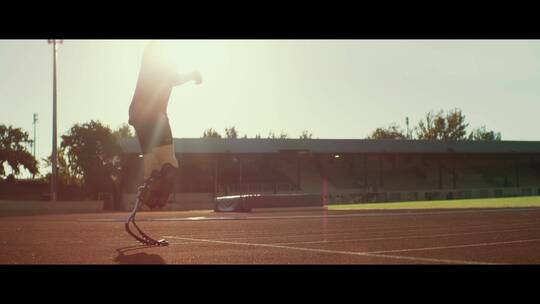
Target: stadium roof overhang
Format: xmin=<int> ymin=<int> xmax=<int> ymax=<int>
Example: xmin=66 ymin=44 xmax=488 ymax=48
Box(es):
xmin=119 ymin=138 xmax=540 ymax=155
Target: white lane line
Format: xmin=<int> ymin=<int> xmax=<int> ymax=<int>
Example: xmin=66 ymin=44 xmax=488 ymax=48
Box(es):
xmin=154 ymin=221 xmax=540 ymax=244
xmin=79 ymin=207 xmax=540 ymax=223
xmin=270 ymin=226 xmax=540 ymax=245
xmin=161 ymin=208 xmax=539 ymax=221
xmin=203 ymin=221 xmax=540 ymax=242
xmin=365 ymin=238 xmax=540 ymax=255
xmin=162 ymin=235 xmax=495 ymax=265
xmin=164 ymin=224 xmax=540 ymax=247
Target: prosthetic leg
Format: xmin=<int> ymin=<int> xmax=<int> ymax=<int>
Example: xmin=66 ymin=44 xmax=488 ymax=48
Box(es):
xmin=125 ymin=172 xmax=169 ymax=246
xmin=125 ymin=41 xmax=202 ymax=245
xmin=125 ymin=112 xmax=176 ymax=245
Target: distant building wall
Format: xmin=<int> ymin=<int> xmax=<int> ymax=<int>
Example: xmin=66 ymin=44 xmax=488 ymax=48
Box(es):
xmin=118 ymin=144 xmax=540 ymax=210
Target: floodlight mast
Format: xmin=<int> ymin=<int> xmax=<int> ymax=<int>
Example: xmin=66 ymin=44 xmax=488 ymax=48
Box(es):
xmin=32 ymin=113 xmax=38 ymax=179
xmin=48 ymin=39 xmax=62 ymax=202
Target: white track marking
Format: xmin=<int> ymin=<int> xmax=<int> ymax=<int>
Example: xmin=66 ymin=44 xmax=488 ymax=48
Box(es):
xmin=162 ymin=235 xmax=495 ymax=264
xmin=270 ymin=226 xmax=540 ymax=245
xmin=187 ymin=221 xmax=540 ymax=242
xmin=79 ymin=207 xmax=540 ymax=223
xmin=163 ymin=224 xmax=540 ymax=246
xmin=365 ymin=238 xmax=540 ymax=255
xmin=156 ymin=207 xmax=540 ymax=221
xmin=144 ymin=220 xmax=540 ymax=245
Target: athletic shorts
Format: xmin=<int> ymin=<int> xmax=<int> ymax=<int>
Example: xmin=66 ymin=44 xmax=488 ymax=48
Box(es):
xmin=129 ymin=113 xmax=173 ymax=155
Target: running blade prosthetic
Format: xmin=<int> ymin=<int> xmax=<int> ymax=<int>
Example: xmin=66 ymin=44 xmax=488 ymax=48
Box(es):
xmin=125 ymin=175 xmax=168 ymax=246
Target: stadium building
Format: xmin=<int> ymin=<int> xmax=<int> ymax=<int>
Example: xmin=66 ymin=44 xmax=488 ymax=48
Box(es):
xmin=119 ymin=138 xmax=540 ymax=210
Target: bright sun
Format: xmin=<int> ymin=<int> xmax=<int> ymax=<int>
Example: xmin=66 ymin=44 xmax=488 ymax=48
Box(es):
xmin=150 ymin=40 xmax=232 ymax=76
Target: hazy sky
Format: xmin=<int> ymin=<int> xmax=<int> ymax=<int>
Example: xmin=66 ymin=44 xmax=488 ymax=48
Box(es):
xmin=1 ymin=39 xmax=540 ymax=175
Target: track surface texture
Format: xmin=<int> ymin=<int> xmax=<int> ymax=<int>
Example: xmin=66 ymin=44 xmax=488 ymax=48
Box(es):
xmin=2 ymin=207 xmax=540 ymax=264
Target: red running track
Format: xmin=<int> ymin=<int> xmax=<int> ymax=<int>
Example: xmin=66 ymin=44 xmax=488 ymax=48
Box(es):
xmin=2 ymin=207 xmax=540 ymax=264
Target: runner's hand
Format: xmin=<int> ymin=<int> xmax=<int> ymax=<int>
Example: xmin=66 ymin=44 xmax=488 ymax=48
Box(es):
xmin=192 ymin=71 xmax=202 ymax=85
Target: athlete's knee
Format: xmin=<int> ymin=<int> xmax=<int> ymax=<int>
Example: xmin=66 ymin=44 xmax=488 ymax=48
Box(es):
xmin=153 ymin=144 xmax=178 ymax=169
xmin=143 ymin=153 xmax=160 ymax=180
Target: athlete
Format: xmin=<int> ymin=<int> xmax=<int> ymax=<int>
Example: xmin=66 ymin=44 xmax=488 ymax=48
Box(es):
xmin=129 ymin=41 xmax=202 ymax=209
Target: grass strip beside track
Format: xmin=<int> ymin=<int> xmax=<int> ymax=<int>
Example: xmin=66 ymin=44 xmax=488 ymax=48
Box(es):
xmin=329 ymin=196 xmax=540 ymax=210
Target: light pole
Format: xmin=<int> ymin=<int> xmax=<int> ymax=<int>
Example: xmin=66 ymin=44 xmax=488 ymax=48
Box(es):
xmin=32 ymin=113 xmax=38 ymax=179
xmin=406 ymin=117 xmax=410 ymax=140
xmin=48 ymin=39 xmax=62 ymax=202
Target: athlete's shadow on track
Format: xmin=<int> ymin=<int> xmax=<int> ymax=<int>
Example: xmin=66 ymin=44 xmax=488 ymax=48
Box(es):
xmin=115 ymin=245 xmax=167 ymax=264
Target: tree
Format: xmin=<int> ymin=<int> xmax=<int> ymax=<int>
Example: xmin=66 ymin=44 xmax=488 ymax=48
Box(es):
xmin=366 ymin=109 xmax=502 ymax=141
xmin=368 ymin=124 xmax=407 ymax=140
xmin=113 ymin=123 xmax=134 ymax=142
xmin=60 ymin=120 xmax=121 ymax=198
xmin=42 ymin=146 xmax=83 ymax=186
xmin=225 ymin=127 xmax=238 ymax=139
xmin=468 ymin=126 xmax=502 ymax=141
xmin=268 ymin=131 xmax=289 ymax=139
xmin=278 ymin=132 xmax=289 ymax=139
xmin=415 ymin=109 xmax=469 ymax=140
xmin=0 ymin=124 xmax=38 ymax=178
xmin=202 ymin=128 xmax=222 ymax=138
xmin=299 ymin=130 xmax=313 ymax=139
